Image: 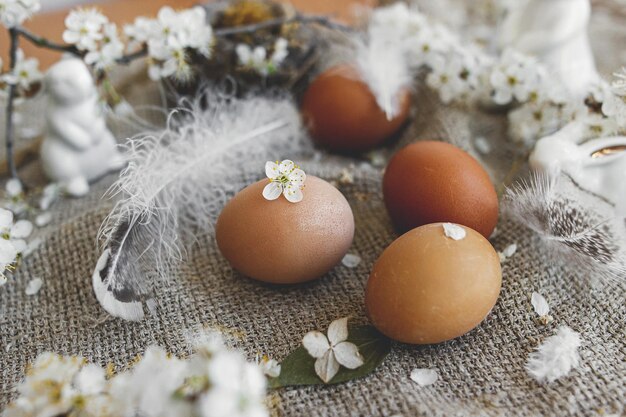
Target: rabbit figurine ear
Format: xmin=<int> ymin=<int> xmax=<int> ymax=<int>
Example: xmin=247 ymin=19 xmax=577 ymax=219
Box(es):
xmin=530 ymin=121 xmax=626 ymax=212
xmin=499 ymin=0 xmax=598 ymax=98
xmin=40 ymin=58 xmax=125 ymax=197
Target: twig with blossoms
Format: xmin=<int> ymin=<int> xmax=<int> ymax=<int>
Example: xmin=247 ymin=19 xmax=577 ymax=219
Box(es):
xmin=1 ymin=3 xmax=351 ymax=182
xmin=3 ymin=333 xmax=272 ymax=417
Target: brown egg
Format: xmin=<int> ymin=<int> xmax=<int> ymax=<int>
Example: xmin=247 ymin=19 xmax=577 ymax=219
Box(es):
xmin=383 ymin=141 xmax=498 ymax=238
xmin=216 ymin=176 xmax=354 ymax=284
xmin=365 ymin=223 xmax=502 ymax=344
xmin=301 ymin=64 xmax=411 ymax=153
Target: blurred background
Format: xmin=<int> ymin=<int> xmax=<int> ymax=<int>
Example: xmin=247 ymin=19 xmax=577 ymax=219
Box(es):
xmin=1 ymin=0 xmax=371 ymax=69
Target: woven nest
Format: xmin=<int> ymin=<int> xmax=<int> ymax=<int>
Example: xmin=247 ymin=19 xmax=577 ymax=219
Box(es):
xmin=167 ymin=0 xmax=337 ymax=99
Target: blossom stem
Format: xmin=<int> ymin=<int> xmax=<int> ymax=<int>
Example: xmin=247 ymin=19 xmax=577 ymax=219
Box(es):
xmin=15 ymin=27 xmax=81 ymax=55
xmin=5 ymin=27 xmax=20 ymax=180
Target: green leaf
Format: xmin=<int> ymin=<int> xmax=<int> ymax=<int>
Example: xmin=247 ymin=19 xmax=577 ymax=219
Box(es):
xmin=268 ymin=325 xmax=391 ymax=389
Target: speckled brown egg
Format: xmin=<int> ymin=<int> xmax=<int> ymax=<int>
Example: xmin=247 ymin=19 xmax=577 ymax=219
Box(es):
xmin=365 ymin=223 xmax=502 ymax=344
xmin=301 ymin=64 xmax=411 ymax=153
xmin=216 ymin=176 xmax=355 ymax=284
xmin=383 ymin=141 xmax=498 ymax=238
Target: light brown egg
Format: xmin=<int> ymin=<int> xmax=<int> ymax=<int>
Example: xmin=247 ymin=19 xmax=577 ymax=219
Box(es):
xmin=216 ymin=176 xmax=355 ymax=284
xmin=301 ymin=64 xmax=411 ymax=153
xmin=365 ymin=223 xmax=502 ymax=344
xmin=383 ymin=141 xmax=499 ymax=238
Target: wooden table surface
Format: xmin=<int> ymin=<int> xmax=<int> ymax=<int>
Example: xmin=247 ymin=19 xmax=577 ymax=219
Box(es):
xmin=1 ymin=0 xmax=374 ymax=69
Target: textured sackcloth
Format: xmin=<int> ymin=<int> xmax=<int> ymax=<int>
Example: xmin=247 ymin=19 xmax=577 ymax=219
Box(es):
xmin=1 ymin=5 xmax=626 ymax=417
xmin=1 ymin=80 xmax=624 ymax=416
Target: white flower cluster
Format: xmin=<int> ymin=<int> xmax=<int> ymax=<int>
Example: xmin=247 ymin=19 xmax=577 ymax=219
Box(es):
xmin=0 ymin=207 xmax=32 ymax=285
xmin=0 ymin=0 xmax=40 ymax=28
xmin=4 ymin=335 xmax=270 ymax=417
xmin=124 ymin=6 xmax=214 ymax=81
xmin=369 ymin=3 xmax=626 ymax=146
xmin=62 ymin=8 xmax=123 ymax=71
xmin=0 ymin=48 xmax=42 ymax=92
xmin=235 ymin=38 xmax=289 ymax=76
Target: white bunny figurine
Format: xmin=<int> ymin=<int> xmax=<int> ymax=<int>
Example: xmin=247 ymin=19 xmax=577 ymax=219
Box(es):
xmin=529 ymin=121 xmax=626 ymax=213
xmin=499 ymin=0 xmax=598 ymax=99
xmin=41 ymin=58 xmax=124 ymax=197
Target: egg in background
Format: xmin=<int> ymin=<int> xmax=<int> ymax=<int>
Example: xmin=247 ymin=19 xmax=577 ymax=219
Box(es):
xmin=301 ymin=64 xmax=411 ymax=153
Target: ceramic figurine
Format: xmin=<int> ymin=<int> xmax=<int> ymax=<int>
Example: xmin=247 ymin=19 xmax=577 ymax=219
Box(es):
xmin=499 ymin=0 xmax=598 ymax=98
xmin=40 ymin=58 xmax=124 ymax=197
xmin=529 ymin=121 xmax=626 ymax=212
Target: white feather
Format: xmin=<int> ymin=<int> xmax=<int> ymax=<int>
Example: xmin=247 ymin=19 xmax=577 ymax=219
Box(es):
xmin=93 ymin=92 xmax=307 ymax=320
xmin=504 ymin=173 xmax=626 ymax=282
xmin=354 ymin=4 xmax=414 ymax=120
xmin=526 ymin=326 xmax=582 ymax=383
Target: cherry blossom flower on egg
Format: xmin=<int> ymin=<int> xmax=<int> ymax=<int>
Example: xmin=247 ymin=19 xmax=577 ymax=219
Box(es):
xmin=262 ymin=160 xmax=306 ymax=203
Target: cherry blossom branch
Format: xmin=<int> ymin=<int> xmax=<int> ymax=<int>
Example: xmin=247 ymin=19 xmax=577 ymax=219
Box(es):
xmin=15 ymin=27 xmax=80 ymax=55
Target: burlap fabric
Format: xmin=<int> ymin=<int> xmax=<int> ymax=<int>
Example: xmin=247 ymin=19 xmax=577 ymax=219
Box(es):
xmin=2 ymin=5 xmax=626 ymax=415
xmin=1 ymin=81 xmax=624 ymax=416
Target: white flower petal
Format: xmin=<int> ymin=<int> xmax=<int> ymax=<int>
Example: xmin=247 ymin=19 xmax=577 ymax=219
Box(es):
xmin=75 ymin=364 xmax=106 ymax=395
xmin=284 ymin=185 xmax=303 ymax=203
xmin=288 ymin=168 xmax=306 ymax=186
xmin=442 ymin=223 xmax=466 ymax=241
xmin=0 ymin=239 xmax=18 ymax=265
xmin=410 ymin=368 xmax=439 ymax=386
xmin=262 ymin=182 xmax=282 ymax=201
xmin=502 ymin=243 xmax=518 ymax=258
xmin=265 ymin=161 xmax=280 ymax=179
xmin=35 ymin=213 xmax=52 ymax=227
xmin=531 ymin=292 xmax=550 ymax=317
xmin=302 ymin=331 xmax=330 ymax=358
xmin=11 ymin=220 xmax=33 ymax=239
xmin=314 ymin=350 xmax=340 ymax=383
xmin=278 ymin=160 xmax=294 ymax=174
xmin=11 ymin=239 xmax=27 ymax=253
xmin=260 ymin=358 xmax=281 ymax=378
xmin=0 ymin=275 xmax=6 ymax=286
xmin=5 ymin=178 xmax=23 ymax=197
xmin=25 ymin=277 xmax=43 ymax=295
xmin=333 ymin=342 xmax=364 ymax=370
xmin=0 ymin=208 xmax=14 ymax=230
xmin=327 ymin=317 xmax=349 ymax=345
xmin=341 ymin=253 xmax=361 ymax=268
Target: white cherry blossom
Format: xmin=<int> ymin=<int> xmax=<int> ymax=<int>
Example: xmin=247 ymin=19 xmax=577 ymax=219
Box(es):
xmin=262 ymin=159 xmax=306 ymax=203
xmin=236 ymin=38 xmax=289 ymax=76
xmin=201 ymin=350 xmax=268 ymax=417
xmin=257 ymin=355 xmax=281 ymax=378
xmin=0 ymin=0 xmax=40 ymax=28
xmin=0 ymin=49 xmax=42 ymax=92
xmin=84 ymin=23 xmax=124 ymax=70
xmin=124 ymin=6 xmax=213 ymax=81
xmin=5 ymin=178 xmax=23 ymax=197
xmin=302 ymin=317 xmax=364 ymax=383
xmin=63 ymin=8 xmax=108 ymax=51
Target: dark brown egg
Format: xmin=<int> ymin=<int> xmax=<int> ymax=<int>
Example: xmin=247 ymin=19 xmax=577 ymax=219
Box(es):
xmin=383 ymin=141 xmax=498 ymax=238
xmin=366 ymin=223 xmax=502 ymax=344
xmin=301 ymin=64 xmax=411 ymax=153
xmin=216 ymin=176 xmax=354 ymax=284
